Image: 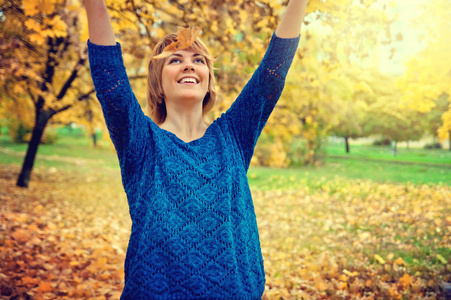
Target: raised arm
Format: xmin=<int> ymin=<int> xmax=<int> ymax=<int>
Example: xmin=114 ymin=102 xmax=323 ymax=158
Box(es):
xmin=84 ymin=0 xmax=116 ymax=45
xmin=221 ymin=0 xmax=306 ymax=171
xmin=275 ymin=0 xmax=308 ymax=38
xmin=85 ymin=0 xmax=149 ymax=171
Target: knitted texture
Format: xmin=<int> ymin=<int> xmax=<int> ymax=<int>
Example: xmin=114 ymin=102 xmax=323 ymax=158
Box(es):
xmin=88 ymin=32 xmax=299 ymax=300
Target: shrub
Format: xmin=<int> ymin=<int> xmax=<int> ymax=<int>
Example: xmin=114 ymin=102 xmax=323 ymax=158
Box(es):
xmin=252 ymin=135 xmax=289 ymax=168
xmin=41 ymin=128 xmax=58 ymax=144
xmin=9 ymin=121 xmax=32 ymax=144
xmin=9 ymin=122 xmax=58 ymax=145
xmin=372 ymin=137 xmax=391 ymax=146
xmin=424 ymin=142 xmax=442 ymax=149
xmin=287 ymin=137 xmax=326 ymax=167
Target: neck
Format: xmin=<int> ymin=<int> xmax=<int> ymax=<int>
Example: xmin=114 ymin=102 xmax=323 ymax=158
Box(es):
xmin=159 ymin=101 xmax=208 ymax=139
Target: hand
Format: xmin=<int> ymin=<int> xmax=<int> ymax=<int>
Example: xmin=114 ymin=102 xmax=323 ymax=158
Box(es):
xmin=275 ymin=0 xmax=308 ymax=38
xmin=84 ymin=0 xmax=116 ymax=45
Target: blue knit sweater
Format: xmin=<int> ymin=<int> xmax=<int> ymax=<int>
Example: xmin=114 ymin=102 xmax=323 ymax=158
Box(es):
xmin=88 ymin=32 xmax=299 ymax=299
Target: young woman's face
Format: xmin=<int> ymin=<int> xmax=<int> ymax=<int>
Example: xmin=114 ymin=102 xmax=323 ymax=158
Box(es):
xmin=161 ymin=48 xmax=209 ymax=105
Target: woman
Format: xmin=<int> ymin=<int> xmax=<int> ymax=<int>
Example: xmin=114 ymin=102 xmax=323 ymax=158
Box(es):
xmin=86 ymin=0 xmax=307 ymax=299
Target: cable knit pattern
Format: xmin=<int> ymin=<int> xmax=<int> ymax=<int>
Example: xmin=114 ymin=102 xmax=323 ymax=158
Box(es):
xmin=88 ymin=32 xmax=299 ymax=300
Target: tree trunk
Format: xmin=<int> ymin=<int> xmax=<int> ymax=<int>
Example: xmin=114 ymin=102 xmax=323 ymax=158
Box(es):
xmin=306 ymin=139 xmax=315 ymax=165
xmin=87 ymin=107 xmax=97 ymax=147
xmin=393 ymin=141 xmax=398 ymax=156
xmin=344 ymin=137 xmax=350 ymax=153
xmin=17 ymin=110 xmax=52 ymax=188
xmin=92 ymin=133 xmax=97 ymax=147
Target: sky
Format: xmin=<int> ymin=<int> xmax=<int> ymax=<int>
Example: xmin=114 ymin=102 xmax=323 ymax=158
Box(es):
xmin=379 ymin=0 xmax=427 ymax=75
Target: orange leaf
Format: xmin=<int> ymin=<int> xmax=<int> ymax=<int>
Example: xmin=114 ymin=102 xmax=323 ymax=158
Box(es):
xmin=153 ymin=27 xmax=201 ymax=59
xmin=37 ymin=282 xmax=52 ymax=293
xmin=27 ymin=224 xmax=40 ymax=232
xmin=394 ymin=257 xmax=405 ymax=265
xmin=12 ymin=229 xmax=31 ymax=244
xmin=101 ymin=271 xmax=111 ymax=280
xmin=22 ymin=276 xmax=39 ymax=287
xmin=315 ymin=280 xmax=329 ymax=291
xmin=399 ymin=273 xmax=413 ymax=287
xmin=339 ymin=274 xmax=349 ymax=282
xmin=337 ymin=281 xmax=348 ymax=290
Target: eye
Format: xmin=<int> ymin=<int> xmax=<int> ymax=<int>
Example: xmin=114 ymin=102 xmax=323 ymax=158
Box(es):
xmin=169 ymin=58 xmax=181 ymax=64
xmin=194 ymin=57 xmax=205 ymax=64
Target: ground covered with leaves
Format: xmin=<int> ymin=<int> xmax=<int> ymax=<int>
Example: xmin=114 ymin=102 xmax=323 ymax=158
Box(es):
xmin=1 ymin=165 xmax=450 ymax=299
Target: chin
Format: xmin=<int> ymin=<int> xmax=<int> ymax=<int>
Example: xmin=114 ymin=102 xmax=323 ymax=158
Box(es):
xmin=179 ymin=94 xmax=206 ymax=102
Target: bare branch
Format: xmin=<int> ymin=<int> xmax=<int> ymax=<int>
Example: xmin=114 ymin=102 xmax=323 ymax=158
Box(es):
xmin=55 ymin=89 xmax=95 ymax=114
xmin=56 ymin=51 xmax=88 ymax=100
xmin=129 ymin=74 xmax=147 ymax=80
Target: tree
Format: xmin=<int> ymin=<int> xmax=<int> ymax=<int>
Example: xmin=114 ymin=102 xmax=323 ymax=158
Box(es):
xmin=258 ymin=0 xmax=392 ymax=164
xmin=331 ymin=98 xmax=368 ymax=154
xmin=363 ymin=73 xmax=427 ymax=156
xmin=327 ymin=67 xmax=375 ymax=153
xmin=0 ymin=0 xmax=97 ymax=187
xmin=397 ymin=0 xmax=451 ymax=149
xmin=424 ymin=94 xmax=449 ymax=141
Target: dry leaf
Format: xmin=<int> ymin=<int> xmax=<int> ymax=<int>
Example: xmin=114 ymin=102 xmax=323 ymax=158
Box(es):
xmin=37 ymin=282 xmax=52 ymax=293
xmin=153 ymin=27 xmax=201 ymax=59
xmin=394 ymin=257 xmax=405 ymax=265
xmin=374 ymin=254 xmax=385 ymax=264
xmin=11 ymin=229 xmax=31 ymax=244
xmin=399 ymin=273 xmax=413 ymax=287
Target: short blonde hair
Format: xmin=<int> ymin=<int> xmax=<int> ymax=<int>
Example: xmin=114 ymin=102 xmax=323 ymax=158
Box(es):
xmin=147 ymin=33 xmax=217 ymax=125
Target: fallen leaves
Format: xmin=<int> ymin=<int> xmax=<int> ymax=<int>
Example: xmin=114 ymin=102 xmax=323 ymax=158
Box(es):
xmin=399 ymin=273 xmax=413 ymax=288
xmin=437 ymin=254 xmax=448 ymax=265
xmin=374 ymin=254 xmax=386 ymax=265
xmin=1 ymin=165 xmax=450 ymax=299
xmin=11 ymin=228 xmax=32 ymax=244
xmin=0 ymin=166 xmax=128 ymax=299
xmin=253 ymin=179 xmax=451 ymax=299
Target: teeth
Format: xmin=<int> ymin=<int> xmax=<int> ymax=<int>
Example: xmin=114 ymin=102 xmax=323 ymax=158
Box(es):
xmin=180 ymin=78 xmax=197 ymax=84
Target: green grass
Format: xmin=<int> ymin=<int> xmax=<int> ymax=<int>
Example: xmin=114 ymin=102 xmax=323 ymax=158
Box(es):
xmin=247 ymin=157 xmax=450 ymax=191
xmin=1 ymin=127 xmax=450 ymax=189
xmin=0 ymin=127 xmax=119 ymax=172
xmin=327 ymin=143 xmax=451 ymax=165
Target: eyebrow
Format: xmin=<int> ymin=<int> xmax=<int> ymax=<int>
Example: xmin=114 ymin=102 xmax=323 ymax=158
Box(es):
xmin=168 ymin=53 xmax=205 ymax=59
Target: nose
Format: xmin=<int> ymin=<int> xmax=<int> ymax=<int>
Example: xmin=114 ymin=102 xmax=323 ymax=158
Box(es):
xmin=183 ymin=63 xmax=195 ymax=72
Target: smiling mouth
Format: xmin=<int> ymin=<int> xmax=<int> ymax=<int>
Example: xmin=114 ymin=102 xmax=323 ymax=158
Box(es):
xmin=178 ymin=77 xmax=199 ymax=84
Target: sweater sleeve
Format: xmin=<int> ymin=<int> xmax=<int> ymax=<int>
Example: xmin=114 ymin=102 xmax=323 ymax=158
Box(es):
xmin=88 ymin=40 xmax=148 ymax=166
xmin=222 ymin=32 xmax=300 ymax=171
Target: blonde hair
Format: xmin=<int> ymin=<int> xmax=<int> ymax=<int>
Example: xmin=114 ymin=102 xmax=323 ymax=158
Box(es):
xmin=147 ymin=33 xmax=217 ymax=125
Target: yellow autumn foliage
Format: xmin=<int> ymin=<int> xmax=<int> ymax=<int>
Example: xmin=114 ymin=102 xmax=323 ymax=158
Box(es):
xmin=398 ymin=0 xmax=451 ymax=140
xmin=2 ymin=0 xmax=448 ymax=180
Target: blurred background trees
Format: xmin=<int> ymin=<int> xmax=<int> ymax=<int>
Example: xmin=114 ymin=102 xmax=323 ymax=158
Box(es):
xmin=397 ymin=0 xmax=451 ymax=149
xmin=0 ymin=0 xmax=449 ymax=187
